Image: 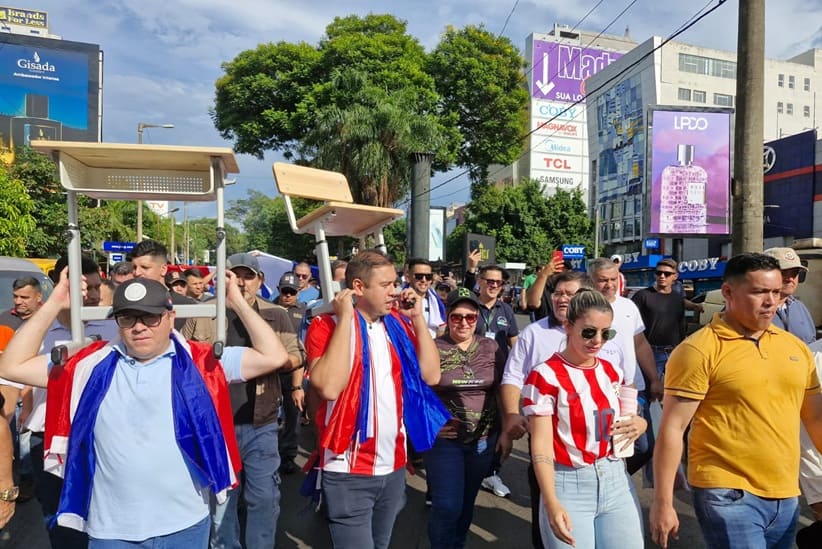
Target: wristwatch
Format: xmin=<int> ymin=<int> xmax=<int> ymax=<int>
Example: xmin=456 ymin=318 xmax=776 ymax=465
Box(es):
xmin=0 ymin=486 xmax=18 ymax=502
xmin=289 ymin=386 xmax=304 ymax=392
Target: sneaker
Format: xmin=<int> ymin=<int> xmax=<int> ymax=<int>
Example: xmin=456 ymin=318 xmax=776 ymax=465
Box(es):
xmin=481 ymin=474 xmax=511 ymax=498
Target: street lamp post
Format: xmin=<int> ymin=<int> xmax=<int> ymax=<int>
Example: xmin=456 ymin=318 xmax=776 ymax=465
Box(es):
xmin=168 ymin=207 xmax=180 ymax=264
xmin=136 ymin=122 xmax=174 ymax=241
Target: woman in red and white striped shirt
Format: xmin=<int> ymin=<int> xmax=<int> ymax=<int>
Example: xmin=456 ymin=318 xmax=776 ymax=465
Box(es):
xmin=523 ymin=289 xmax=647 ymax=548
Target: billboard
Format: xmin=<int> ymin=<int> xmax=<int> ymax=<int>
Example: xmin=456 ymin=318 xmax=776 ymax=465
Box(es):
xmin=0 ymin=33 xmax=101 ymax=163
xmin=530 ymin=40 xmax=623 ymax=102
xmin=762 ymin=130 xmax=816 ymax=239
xmin=428 ymin=206 xmax=446 ymax=262
xmin=0 ymin=6 xmax=47 ymax=29
xmin=647 ymin=108 xmax=732 ymax=236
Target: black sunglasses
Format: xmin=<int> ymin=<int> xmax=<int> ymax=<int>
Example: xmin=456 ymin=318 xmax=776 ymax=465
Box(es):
xmin=115 ymin=313 xmax=165 ymax=329
xmin=654 ymin=270 xmax=676 ymax=277
xmin=414 ymin=273 xmax=434 ymax=281
xmin=579 ymin=327 xmax=617 ymax=341
xmin=280 ymin=288 xmax=298 ymax=296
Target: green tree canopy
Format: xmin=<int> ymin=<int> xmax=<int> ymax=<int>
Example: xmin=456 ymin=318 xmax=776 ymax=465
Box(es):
xmin=212 ymin=14 xmax=527 ymax=207
xmin=446 ymin=180 xmax=594 ymax=267
xmin=428 ymin=25 xmax=528 ymax=189
xmin=0 ymin=161 xmax=36 ymax=256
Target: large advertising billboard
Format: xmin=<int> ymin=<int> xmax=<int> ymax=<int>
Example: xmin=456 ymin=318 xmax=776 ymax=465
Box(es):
xmin=530 ymin=40 xmax=623 ymax=103
xmin=0 ymin=33 xmax=100 ymax=163
xmin=648 ymin=108 xmax=732 ymax=236
xmin=526 ymin=36 xmax=624 ymax=199
xmin=762 ymin=130 xmax=816 ymax=239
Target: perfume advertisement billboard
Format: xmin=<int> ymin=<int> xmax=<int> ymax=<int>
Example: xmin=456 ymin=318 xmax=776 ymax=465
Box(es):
xmin=0 ymin=34 xmax=100 ymax=163
xmin=648 ymin=108 xmax=732 ymax=236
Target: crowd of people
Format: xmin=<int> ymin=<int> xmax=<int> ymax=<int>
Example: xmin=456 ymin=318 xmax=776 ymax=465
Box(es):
xmin=0 ymin=243 xmax=820 ymax=549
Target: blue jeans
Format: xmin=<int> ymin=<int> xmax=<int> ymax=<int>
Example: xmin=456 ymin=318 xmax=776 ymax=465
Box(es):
xmin=423 ymin=433 xmax=498 ymax=549
xmin=89 ymin=516 xmax=209 ymax=548
xmin=652 ymin=349 xmax=672 ymax=380
xmin=322 ymin=467 xmax=407 ymax=549
xmin=210 ymin=422 xmax=281 ymax=549
xmin=538 ymin=457 xmax=643 ymax=549
xmin=692 ymin=488 xmax=799 ymax=549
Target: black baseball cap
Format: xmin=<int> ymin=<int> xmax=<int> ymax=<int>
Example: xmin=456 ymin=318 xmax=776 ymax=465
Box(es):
xmin=278 ymin=272 xmax=300 ymax=291
xmin=164 ymin=271 xmax=186 ymax=287
xmin=110 ymin=279 xmax=174 ymax=317
xmin=446 ymin=287 xmax=480 ymax=309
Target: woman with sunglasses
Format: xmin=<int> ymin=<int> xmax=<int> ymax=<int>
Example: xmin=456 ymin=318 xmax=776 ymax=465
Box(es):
xmin=522 ymin=289 xmax=646 ymax=549
xmin=424 ymin=287 xmax=507 ymax=549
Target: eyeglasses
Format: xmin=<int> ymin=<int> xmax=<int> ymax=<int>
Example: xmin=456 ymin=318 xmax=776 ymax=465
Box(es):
xmin=449 ymin=313 xmax=478 ymax=324
xmin=413 ymin=273 xmax=434 ymax=281
xmin=551 ymin=291 xmax=577 ymax=299
xmin=115 ymin=312 xmax=165 ymax=329
xmin=280 ymin=288 xmax=297 ymax=296
xmin=295 ymin=273 xmax=310 ymax=279
xmin=782 ymin=268 xmax=802 ymax=279
xmin=482 ymin=278 xmax=503 ymax=287
xmin=654 ymin=270 xmax=676 ymax=278
xmin=579 ymin=327 xmax=617 ymax=341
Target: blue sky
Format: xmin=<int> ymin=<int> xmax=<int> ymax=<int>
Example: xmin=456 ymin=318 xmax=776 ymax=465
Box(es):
xmin=11 ymin=0 xmax=822 ymax=220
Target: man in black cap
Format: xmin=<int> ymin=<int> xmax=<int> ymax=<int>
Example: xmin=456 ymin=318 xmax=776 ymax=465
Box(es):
xmin=165 ymin=271 xmax=188 ymax=296
xmin=0 ymin=268 xmax=291 ymax=547
xmin=273 ymin=272 xmax=307 ymax=475
xmin=182 ymin=252 xmax=304 ymax=549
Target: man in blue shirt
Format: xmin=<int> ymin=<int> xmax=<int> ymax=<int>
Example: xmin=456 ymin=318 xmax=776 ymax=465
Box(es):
xmin=764 ymin=247 xmax=816 ymax=344
xmin=0 ymin=270 xmax=291 ymax=547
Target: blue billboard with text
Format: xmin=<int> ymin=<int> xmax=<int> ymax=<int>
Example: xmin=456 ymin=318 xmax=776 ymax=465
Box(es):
xmin=0 ymin=33 xmax=100 ymax=163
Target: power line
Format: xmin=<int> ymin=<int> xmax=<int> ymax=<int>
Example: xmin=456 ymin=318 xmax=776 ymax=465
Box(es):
xmin=404 ymin=0 xmax=730 ymax=208
xmin=398 ymin=0 xmax=643 ymax=207
xmin=498 ymin=0 xmax=520 ymax=37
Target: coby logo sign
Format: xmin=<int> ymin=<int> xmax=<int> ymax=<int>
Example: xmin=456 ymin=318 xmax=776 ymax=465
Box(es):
xmin=673 ymin=116 xmax=708 ymax=131
xmin=537 ymin=104 xmax=578 ymax=120
xmin=678 ymin=257 xmax=720 ymax=272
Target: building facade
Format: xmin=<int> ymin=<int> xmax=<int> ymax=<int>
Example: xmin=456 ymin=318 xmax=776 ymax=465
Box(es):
xmin=585 ymin=36 xmax=821 ymax=262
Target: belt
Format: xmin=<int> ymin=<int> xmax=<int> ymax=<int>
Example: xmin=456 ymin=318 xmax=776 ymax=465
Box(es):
xmin=651 ymin=345 xmax=675 ymax=352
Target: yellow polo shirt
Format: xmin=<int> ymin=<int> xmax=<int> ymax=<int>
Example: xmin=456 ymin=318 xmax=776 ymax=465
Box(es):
xmin=665 ymin=313 xmax=819 ymax=498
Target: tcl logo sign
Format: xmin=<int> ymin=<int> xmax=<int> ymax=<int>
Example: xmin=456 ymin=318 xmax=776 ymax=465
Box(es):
xmin=674 ymin=116 xmax=708 ymax=131
xmin=543 ymin=157 xmax=573 ymax=170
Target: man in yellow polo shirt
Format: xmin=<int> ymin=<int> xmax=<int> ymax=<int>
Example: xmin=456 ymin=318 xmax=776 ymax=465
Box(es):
xmin=650 ymin=253 xmax=822 ymax=549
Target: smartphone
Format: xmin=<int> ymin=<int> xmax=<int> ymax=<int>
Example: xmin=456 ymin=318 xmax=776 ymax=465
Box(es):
xmin=552 ymin=250 xmax=564 ymax=271
xmin=469 ymin=239 xmax=480 ymax=252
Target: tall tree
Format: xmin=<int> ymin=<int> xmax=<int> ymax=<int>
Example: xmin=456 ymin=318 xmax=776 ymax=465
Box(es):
xmin=212 ymin=14 xmax=526 ymax=206
xmin=428 ymin=25 xmax=529 ymax=192
xmin=446 ymin=180 xmax=594 ymax=267
xmin=0 ymin=162 xmax=36 ymax=256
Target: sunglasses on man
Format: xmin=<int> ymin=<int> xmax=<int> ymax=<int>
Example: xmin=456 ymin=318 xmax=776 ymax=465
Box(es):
xmin=413 ymin=273 xmax=434 ymax=281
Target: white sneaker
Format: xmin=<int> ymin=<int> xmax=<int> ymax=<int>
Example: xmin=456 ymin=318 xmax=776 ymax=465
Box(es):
xmin=481 ymin=474 xmax=510 ymax=498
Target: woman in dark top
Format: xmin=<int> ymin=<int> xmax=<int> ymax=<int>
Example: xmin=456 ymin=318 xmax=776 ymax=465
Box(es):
xmin=424 ymin=287 xmax=507 ymax=549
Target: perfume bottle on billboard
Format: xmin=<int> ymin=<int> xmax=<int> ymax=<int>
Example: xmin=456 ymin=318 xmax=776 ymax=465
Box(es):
xmin=659 ymin=144 xmax=707 ymax=233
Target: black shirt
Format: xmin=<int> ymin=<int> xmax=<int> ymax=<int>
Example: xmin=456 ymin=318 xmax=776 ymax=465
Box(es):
xmin=631 ymin=287 xmax=686 ymax=347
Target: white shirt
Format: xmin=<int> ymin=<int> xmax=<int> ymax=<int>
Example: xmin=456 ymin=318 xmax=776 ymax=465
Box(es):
xmin=608 ymin=296 xmax=646 ymax=390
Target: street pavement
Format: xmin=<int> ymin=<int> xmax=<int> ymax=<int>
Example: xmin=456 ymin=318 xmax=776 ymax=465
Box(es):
xmin=4 ymin=312 xmax=816 ymax=548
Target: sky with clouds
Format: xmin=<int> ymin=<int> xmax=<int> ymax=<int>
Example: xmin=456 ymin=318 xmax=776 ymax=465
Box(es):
xmin=8 ymin=0 xmax=822 ymax=220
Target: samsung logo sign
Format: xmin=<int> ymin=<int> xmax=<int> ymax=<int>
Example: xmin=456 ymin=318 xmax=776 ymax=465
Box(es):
xmin=17 ymin=51 xmax=56 ymax=72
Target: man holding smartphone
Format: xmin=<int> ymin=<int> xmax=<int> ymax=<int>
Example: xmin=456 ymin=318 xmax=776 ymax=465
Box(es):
xmin=404 ymin=258 xmax=446 ymax=337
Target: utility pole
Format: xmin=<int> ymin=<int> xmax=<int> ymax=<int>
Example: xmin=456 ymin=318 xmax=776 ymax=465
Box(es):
xmin=731 ymin=0 xmax=765 ymax=253
xmin=410 ymin=153 xmax=434 ymax=259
